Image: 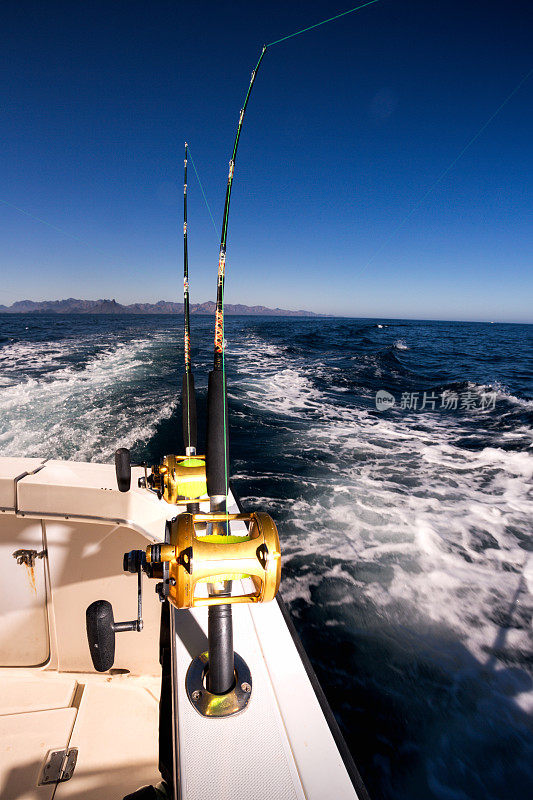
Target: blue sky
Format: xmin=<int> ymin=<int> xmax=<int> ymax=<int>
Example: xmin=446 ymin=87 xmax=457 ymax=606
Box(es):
xmin=0 ymin=0 xmax=532 ymax=322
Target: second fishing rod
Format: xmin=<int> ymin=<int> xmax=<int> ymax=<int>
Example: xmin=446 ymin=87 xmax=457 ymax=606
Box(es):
xmin=182 ymin=142 xmax=198 ymax=464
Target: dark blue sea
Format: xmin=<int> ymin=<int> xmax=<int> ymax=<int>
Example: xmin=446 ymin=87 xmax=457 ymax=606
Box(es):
xmin=1 ymin=313 xmax=532 ymax=800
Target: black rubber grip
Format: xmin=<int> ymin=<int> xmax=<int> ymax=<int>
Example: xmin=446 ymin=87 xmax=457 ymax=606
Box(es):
xmin=115 ymin=448 xmax=131 ymax=492
xmin=206 ymin=369 xmax=230 ymax=497
xmin=207 ymin=603 xmax=234 ymax=694
xmin=181 ymin=372 xmax=198 ymax=451
xmin=86 ymin=600 xmax=115 ymax=672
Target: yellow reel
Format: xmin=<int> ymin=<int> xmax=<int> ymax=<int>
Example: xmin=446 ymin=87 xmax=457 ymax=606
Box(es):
xmin=149 ymin=454 xmax=207 ymax=503
xmin=146 ymin=511 xmax=281 ymax=609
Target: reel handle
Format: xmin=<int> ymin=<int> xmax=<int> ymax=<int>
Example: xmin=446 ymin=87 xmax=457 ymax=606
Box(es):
xmin=86 ymin=564 xmax=144 ymax=672
xmin=115 ymin=448 xmax=131 ymax=492
xmin=86 ymin=600 xmax=117 ymax=672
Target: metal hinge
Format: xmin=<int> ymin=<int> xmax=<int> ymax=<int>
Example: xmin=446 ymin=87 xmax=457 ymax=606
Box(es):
xmin=39 ymin=748 xmax=78 ymax=785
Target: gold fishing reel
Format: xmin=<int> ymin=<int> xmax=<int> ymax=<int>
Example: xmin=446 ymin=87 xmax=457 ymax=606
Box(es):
xmin=146 ymin=511 xmax=281 ymax=609
xmin=144 ymin=454 xmax=207 ymax=504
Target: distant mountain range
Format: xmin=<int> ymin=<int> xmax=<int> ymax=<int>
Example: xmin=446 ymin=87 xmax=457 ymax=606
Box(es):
xmin=0 ymin=298 xmax=322 ymax=316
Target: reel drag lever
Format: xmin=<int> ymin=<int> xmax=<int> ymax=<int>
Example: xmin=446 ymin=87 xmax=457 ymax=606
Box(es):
xmin=86 ymin=556 xmax=144 ymax=672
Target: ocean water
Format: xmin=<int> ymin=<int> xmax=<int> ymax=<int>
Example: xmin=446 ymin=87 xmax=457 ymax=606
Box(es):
xmin=0 ymin=313 xmax=532 ymax=800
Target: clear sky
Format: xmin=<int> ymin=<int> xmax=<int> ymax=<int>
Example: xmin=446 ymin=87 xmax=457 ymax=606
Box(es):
xmin=0 ymin=0 xmax=531 ymax=322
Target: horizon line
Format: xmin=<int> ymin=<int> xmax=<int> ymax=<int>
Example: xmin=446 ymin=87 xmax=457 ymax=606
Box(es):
xmin=0 ymin=297 xmax=530 ymax=326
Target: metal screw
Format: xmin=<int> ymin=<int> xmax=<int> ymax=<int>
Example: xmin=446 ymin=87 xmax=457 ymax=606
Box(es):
xmin=191 ymin=690 xmax=201 ymax=702
xmin=241 ymin=682 xmax=251 ymax=693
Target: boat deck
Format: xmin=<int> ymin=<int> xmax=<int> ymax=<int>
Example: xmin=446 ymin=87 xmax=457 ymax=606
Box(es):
xmin=0 ymin=670 xmax=161 ymax=799
xmin=0 ymin=457 xmax=364 ymax=800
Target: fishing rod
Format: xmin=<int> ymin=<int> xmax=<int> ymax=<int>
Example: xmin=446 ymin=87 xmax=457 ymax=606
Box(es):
xmin=87 ymin=4 xmax=387 ymax=789
xmin=206 ymin=45 xmax=267 ymax=503
xmin=205 ymin=2 xmax=386 ymax=517
xmin=204 ymin=1 xmax=388 ymax=698
xmin=182 ymin=142 xmax=198 ymax=460
xmin=204 ymin=46 xmax=267 ymax=696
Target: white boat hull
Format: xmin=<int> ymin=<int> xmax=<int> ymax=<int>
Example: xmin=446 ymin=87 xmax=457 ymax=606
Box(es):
xmin=0 ymin=457 xmax=366 ymax=800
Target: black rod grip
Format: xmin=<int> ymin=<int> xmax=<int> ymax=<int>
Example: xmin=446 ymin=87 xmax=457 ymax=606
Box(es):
xmin=86 ymin=600 xmax=115 ymax=672
xmin=115 ymin=448 xmax=131 ymax=492
xmin=206 ymin=369 xmax=229 ymax=497
xmin=181 ymin=372 xmax=198 ymax=452
xmin=207 ymin=603 xmax=234 ymax=694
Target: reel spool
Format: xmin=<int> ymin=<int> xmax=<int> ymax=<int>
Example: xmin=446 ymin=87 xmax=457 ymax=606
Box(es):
xmin=145 ymin=454 xmax=207 ymax=504
xmin=146 ymin=511 xmax=281 ymax=609
xmin=85 ymin=507 xmax=281 ymax=678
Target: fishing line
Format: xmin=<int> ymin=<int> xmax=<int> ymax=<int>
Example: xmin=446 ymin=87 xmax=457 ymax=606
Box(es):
xmin=0 ymin=198 xmax=132 ymax=298
xmin=0 ymin=197 xmax=89 ymax=244
xmin=187 ymin=147 xmax=219 ymax=238
xmin=0 ymin=195 xmax=161 ymax=292
xmin=267 ymin=0 xmax=383 ymax=46
xmin=353 ymin=64 xmax=533 ymax=279
xmin=0 ymin=151 xmax=219 ymax=305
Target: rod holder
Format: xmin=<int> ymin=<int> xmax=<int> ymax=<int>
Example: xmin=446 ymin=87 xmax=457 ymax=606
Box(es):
xmin=186 ymin=651 xmax=252 ymax=717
